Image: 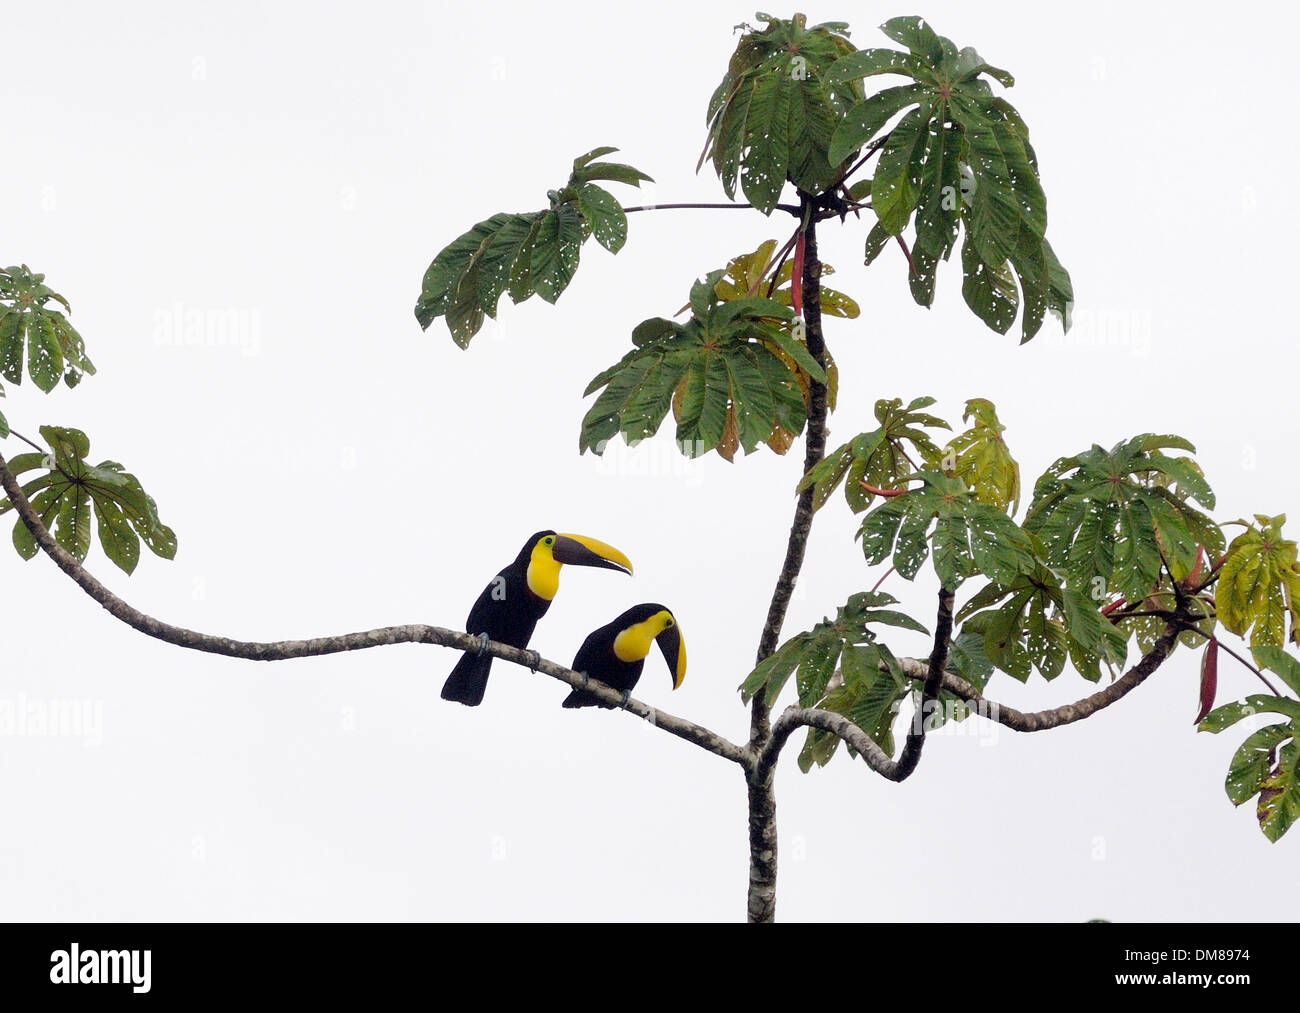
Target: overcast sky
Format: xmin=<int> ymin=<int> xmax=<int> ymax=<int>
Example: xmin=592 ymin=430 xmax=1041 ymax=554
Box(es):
xmin=3 ymin=0 xmax=1297 ymax=921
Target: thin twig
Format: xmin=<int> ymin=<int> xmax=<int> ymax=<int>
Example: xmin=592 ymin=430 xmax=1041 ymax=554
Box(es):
xmin=4 ymin=428 xmax=47 ymax=457
xmin=1171 ymin=619 xmax=1284 ymax=697
xmin=622 ymin=202 xmax=802 ymax=216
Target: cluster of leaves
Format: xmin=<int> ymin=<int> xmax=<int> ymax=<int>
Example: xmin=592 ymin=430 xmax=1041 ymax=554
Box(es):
xmin=580 ymin=237 xmax=860 ymax=461
xmin=739 ymin=591 xmax=927 ymax=767
xmin=0 ymin=266 xmax=97 ymax=435
xmin=1023 ymin=435 xmax=1224 ymax=603
xmin=413 ymin=148 xmax=652 ymax=347
xmin=1199 ymin=648 xmax=1300 ymax=841
xmin=0 ymin=426 xmax=175 ymax=574
xmin=801 ymin=396 xmax=1020 ymax=517
xmin=948 ymin=434 xmax=1223 ymax=684
xmin=701 ymin=13 xmax=861 ymax=214
xmin=824 ymin=17 xmax=1071 ymax=340
xmin=956 ymin=560 xmax=1129 ymax=683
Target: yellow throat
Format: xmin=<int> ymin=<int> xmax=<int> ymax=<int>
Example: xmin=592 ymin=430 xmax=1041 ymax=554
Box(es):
xmin=613 ymin=610 xmax=683 ymax=688
xmin=525 ymin=538 xmax=562 ymax=600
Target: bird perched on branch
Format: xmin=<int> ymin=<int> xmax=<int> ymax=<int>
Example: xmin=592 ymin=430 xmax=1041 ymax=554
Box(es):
xmin=441 ymin=531 xmax=633 ymax=707
xmin=562 ymin=603 xmax=686 ymax=709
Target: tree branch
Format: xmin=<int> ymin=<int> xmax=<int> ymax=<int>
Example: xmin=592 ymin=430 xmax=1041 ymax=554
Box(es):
xmin=0 ymin=451 xmax=751 ymax=768
xmin=757 ymin=621 xmax=1186 ymax=781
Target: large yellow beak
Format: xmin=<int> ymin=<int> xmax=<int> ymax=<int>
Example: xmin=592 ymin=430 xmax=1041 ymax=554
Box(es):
xmin=656 ymin=623 xmax=686 ymax=690
xmin=553 ymin=533 xmax=634 ymax=575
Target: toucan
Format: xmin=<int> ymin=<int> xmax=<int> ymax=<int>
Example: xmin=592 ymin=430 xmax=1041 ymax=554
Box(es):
xmin=440 ymin=531 xmax=633 ymax=707
xmin=561 ymin=603 xmax=686 ymax=709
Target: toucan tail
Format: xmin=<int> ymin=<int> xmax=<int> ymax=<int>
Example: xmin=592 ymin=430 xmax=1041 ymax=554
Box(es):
xmin=561 ymin=688 xmax=612 ymax=710
xmin=441 ymin=652 xmax=493 ymax=707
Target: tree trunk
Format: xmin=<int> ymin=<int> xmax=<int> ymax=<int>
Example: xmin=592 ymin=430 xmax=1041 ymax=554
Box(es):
xmin=746 ymin=199 xmax=829 ymax=922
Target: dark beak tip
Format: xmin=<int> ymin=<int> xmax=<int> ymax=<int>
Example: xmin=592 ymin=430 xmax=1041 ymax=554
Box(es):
xmin=553 ymin=536 xmax=632 ymax=574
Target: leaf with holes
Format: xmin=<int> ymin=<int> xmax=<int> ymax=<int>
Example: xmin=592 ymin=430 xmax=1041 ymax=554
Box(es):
xmin=413 ymin=150 xmax=652 ymax=346
xmin=1024 ymin=434 xmax=1222 ymax=604
xmin=0 ymin=426 xmax=176 ymax=573
xmin=702 ymin=14 xmax=861 ymax=214
xmin=857 ymin=470 xmax=1038 ymax=588
xmin=739 ymin=590 xmax=924 ymax=710
xmin=1217 ymin=515 xmax=1300 ymax=654
xmin=0 ymin=265 xmax=96 ymax=392
xmin=824 ymin=18 xmax=1071 ymax=340
xmin=580 ymin=272 xmax=824 ymax=461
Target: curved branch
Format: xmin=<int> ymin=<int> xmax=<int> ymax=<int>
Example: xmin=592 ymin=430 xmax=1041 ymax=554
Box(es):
xmin=0 ymin=451 xmax=751 ymax=768
xmin=759 ymin=622 xmax=1185 ymax=781
xmin=755 ymin=587 xmax=955 ymax=785
xmin=900 ymin=621 xmax=1183 ymax=732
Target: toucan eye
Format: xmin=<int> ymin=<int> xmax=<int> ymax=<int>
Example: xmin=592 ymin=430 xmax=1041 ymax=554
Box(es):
xmin=544 ymin=537 xmax=554 ymax=545
xmin=665 ymin=618 xmax=674 ymax=627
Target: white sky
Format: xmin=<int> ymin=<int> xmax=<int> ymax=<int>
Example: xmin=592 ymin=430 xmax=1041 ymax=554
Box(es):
xmin=2 ymin=0 xmax=1297 ymax=921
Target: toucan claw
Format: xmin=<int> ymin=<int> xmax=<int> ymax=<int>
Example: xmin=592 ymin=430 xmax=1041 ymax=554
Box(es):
xmin=526 ymin=650 xmax=541 ymax=672
xmin=475 ymin=632 xmax=490 ymax=656
xmin=620 ymin=689 xmax=633 ymax=709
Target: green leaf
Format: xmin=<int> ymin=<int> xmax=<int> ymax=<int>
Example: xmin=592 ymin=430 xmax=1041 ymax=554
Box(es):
xmin=879 ymin=16 xmax=944 ymax=63
xmin=1256 ymin=741 xmax=1300 ymax=841
xmin=871 ymin=103 xmax=933 ymax=235
xmin=1225 ymin=723 xmax=1293 ymax=806
xmin=1199 ymin=695 xmax=1300 ymax=734
xmin=574 ymin=184 xmax=628 ymax=254
xmin=569 ymin=148 xmax=654 ymax=189
xmin=828 ymin=82 xmax=927 ymax=166
xmin=1253 ymin=647 xmax=1300 ymax=696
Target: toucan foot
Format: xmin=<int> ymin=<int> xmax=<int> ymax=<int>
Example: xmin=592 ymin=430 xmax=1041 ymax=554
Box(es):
xmin=526 ymin=650 xmax=541 ymax=672
xmin=620 ymin=689 xmax=632 ymax=709
xmin=475 ymin=632 xmax=490 ymax=656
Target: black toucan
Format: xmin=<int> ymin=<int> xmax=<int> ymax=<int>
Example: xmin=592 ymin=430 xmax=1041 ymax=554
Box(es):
xmin=440 ymin=531 xmax=634 ymax=707
xmin=562 ymin=603 xmax=686 ymax=709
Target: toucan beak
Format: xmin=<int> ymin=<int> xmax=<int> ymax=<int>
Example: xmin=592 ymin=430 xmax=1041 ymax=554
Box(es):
xmin=655 ymin=623 xmax=686 ymax=690
xmin=553 ymin=534 xmax=634 ymax=575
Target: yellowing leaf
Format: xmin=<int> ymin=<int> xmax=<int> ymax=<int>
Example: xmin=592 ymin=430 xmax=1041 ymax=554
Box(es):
xmin=933 ymin=397 xmax=1020 ymax=513
xmin=1218 ymin=514 xmax=1300 ymax=653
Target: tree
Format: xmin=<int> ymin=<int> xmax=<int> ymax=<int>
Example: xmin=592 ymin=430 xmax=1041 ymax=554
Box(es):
xmin=3 ymin=11 xmax=1297 ymax=922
